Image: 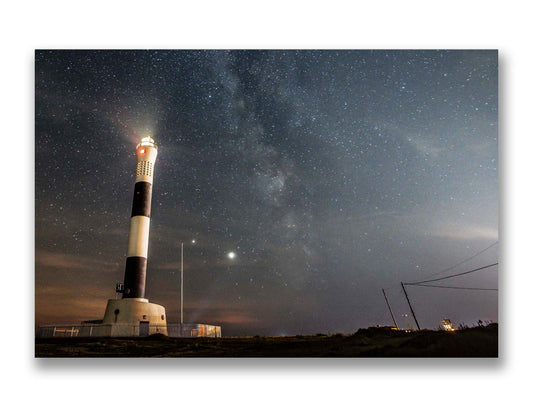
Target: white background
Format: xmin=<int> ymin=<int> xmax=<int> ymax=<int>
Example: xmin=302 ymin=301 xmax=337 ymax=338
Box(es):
xmin=1 ymin=1 xmax=530 ymax=406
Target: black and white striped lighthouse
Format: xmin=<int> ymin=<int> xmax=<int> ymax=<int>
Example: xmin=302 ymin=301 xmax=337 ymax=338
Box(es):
xmin=98 ymin=135 xmax=167 ymax=336
xmin=122 ymin=136 xmax=158 ymax=299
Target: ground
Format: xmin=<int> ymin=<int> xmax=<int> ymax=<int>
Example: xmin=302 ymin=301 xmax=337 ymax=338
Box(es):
xmin=35 ymin=324 xmax=498 ymax=358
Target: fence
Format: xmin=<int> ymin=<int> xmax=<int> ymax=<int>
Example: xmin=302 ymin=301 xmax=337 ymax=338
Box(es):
xmin=36 ymin=323 xmax=221 ymax=338
xmin=38 ymin=326 xmax=80 ymax=338
xmin=166 ymin=323 xmax=221 ymax=338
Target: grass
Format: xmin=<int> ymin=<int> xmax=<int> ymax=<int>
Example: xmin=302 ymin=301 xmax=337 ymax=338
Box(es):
xmin=35 ymin=324 xmax=498 ymax=358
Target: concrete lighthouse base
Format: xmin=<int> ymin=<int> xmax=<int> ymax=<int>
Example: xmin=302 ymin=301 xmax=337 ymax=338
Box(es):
xmin=88 ymin=298 xmax=168 ymax=337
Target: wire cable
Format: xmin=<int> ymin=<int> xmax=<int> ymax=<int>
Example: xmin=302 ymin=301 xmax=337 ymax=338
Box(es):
xmin=422 ymin=241 xmax=498 ymax=280
xmin=405 ymin=262 xmax=498 ymax=285
xmin=408 ymin=283 xmax=497 ymax=291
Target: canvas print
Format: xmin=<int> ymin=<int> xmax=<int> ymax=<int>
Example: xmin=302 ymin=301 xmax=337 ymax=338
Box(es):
xmin=35 ymin=50 xmax=498 ymax=357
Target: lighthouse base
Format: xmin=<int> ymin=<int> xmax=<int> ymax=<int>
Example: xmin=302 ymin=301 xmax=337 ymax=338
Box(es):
xmin=82 ymin=298 xmax=168 ymax=337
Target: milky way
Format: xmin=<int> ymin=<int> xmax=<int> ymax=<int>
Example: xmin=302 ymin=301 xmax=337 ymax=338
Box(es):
xmin=35 ymin=50 xmax=498 ymax=335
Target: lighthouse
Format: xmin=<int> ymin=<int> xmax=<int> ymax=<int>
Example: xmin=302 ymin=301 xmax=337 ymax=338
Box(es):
xmin=41 ymin=135 xmax=223 ymax=339
xmin=123 ymin=136 xmax=158 ymax=298
xmin=98 ymin=136 xmax=167 ymax=337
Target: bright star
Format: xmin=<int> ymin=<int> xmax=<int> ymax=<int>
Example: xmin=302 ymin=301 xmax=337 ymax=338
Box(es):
xmin=228 ymin=251 xmax=236 ymax=259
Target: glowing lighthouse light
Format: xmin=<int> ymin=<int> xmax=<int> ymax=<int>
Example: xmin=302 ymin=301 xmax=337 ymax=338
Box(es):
xmin=139 ymin=136 xmax=156 ymax=147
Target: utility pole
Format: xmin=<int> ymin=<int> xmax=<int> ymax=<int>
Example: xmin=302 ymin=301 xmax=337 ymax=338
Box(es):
xmin=401 ymin=282 xmax=421 ymax=331
xmin=180 ymin=242 xmax=184 ymax=325
xmin=382 ymin=289 xmax=399 ymax=329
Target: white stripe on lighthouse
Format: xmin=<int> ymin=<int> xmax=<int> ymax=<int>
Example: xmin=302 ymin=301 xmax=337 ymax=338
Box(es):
xmin=126 ymin=216 xmax=151 ymax=258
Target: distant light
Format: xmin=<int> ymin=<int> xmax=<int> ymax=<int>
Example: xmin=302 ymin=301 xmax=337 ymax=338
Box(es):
xmin=192 ymin=239 xmax=196 ymax=244
xmin=228 ymin=251 xmax=236 ymax=259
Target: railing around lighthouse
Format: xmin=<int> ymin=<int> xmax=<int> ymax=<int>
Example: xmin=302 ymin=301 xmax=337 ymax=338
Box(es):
xmin=36 ymin=323 xmax=221 ymax=338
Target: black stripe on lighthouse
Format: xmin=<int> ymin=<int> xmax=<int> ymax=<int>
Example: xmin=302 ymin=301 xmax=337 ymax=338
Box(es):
xmin=123 ymin=181 xmax=153 ymax=299
xmin=123 ymin=257 xmax=147 ymax=298
xmin=131 ymin=181 xmax=152 ymax=218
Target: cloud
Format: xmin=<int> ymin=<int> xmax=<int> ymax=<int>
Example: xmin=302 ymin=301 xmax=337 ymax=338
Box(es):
xmin=406 ymin=134 xmax=444 ymax=158
xmin=426 ymin=222 xmax=498 ymax=241
xmin=211 ymin=312 xmax=260 ymax=324
xmin=35 ymin=284 xmax=111 ymax=324
xmin=36 ymin=251 xmax=86 ymax=270
xmin=36 ymin=250 xmax=119 ymax=271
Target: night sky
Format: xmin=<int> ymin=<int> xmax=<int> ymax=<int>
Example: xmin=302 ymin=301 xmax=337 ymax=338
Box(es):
xmin=35 ymin=50 xmax=498 ymax=336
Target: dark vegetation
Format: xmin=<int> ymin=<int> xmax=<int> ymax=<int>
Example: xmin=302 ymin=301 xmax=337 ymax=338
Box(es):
xmin=35 ymin=324 xmax=498 ymax=358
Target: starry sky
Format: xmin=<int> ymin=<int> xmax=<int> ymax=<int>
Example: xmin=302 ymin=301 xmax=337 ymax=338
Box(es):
xmin=35 ymin=50 xmax=498 ymax=336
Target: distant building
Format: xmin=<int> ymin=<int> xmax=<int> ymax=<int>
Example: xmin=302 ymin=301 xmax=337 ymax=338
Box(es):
xmin=440 ymin=319 xmax=455 ymax=331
